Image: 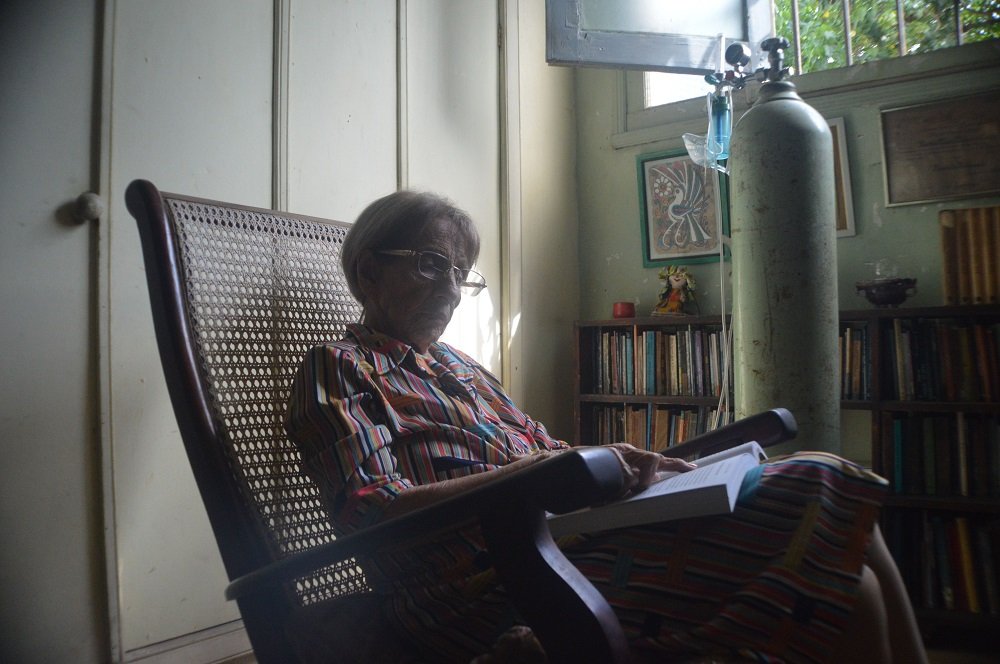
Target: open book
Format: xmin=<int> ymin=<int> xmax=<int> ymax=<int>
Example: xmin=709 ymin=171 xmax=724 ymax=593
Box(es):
xmin=547 ymin=442 xmax=767 ymax=537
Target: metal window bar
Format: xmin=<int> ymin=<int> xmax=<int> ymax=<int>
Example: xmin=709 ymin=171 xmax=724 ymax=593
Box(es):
xmin=842 ymin=0 xmax=854 ymax=66
xmin=786 ymin=1 xmax=969 ymax=73
xmin=955 ymin=0 xmax=964 ymax=45
xmin=791 ymin=0 xmax=803 ymax=74
xmin=896 ymin=0 xmax=907 ymax=54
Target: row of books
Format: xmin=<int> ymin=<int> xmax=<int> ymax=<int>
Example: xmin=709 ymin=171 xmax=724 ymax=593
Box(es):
xmin=940 ymin=206 xmax=999 ymax=305
xmin=886 ymin=511 xmax=999 ymax=615
xmin=885 ymin=318 xmax=999 ymax=402
xmin=584 ymin=404 xmax=732 ymax=452
xmin=839 ymin=323 xmax=871 ymax=400
xmin=885 ymin=412 xmax=1000 ymax=498
xmin=587 ymin=326 xmax=732 ymax=398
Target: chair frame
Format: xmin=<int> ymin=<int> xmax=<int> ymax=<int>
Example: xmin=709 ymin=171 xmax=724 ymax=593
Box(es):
xmin=127 ymin=178 xmax=796 ymax=663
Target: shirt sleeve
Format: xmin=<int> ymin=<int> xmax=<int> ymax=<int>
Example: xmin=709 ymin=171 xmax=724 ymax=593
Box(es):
xmin=284 ymin=344 xmax=412 ymax=533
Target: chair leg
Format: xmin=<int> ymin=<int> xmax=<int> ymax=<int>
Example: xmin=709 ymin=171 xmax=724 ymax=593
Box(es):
xmin=480 ymin=506 xmax=629 ymax=664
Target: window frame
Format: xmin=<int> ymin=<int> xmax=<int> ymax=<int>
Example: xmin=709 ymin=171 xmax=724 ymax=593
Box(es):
xmin=545 ymin=0 xmax=773 ymax=74
xmin=613 ymin=39 xmax=1000 ymax=149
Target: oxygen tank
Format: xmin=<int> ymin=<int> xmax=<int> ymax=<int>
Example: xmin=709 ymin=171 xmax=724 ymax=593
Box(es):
xmin=729 ymin=38 xmax=841 ymax=454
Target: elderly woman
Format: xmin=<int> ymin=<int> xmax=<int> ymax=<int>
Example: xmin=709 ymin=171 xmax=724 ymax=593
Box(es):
xmin=285 ymin=191 xmax=927 ymax=663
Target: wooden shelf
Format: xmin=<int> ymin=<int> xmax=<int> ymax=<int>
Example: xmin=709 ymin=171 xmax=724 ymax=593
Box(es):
xmin=577 ymin=394 xmax=723 ymax=407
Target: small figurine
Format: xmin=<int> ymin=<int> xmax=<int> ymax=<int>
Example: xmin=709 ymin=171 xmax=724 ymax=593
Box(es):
xmin=652 ymin=265 xmax=696 ymax=315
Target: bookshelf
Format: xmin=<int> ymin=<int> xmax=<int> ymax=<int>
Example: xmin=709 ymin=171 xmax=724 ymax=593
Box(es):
xmin=575 ymin=304 xmax=1000 ymax=638
xmin=573 ymin=315 xmax=734 ymax=452
xmin=840 ymin=304 xmax=1000 ymax=640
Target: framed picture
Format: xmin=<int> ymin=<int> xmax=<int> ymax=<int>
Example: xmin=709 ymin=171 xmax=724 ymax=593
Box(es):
xmin=828 ymin=117 xmax=856 ymax=237
xmin=637 ymin=149 xmax=728 ymax=267
xmin=880 ymin=90 xmax=1000 ymax=206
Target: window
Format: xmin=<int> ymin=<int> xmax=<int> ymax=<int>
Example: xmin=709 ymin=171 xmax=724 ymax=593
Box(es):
xmin=775 ymin=0 xmax=999 ymax=74
xmin=645 ymin=1 xmax=1000 ymax=109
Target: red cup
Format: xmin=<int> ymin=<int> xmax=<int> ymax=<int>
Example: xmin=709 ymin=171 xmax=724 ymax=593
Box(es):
xmin=612 ymin=301 xmax=636 ymax=318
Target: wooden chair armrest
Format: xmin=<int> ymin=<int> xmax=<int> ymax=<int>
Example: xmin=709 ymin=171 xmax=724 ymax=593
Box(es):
xmin=665 ymin=408 xmax=798 ymax=460
xmin=226 ymin=446 xmax=629 ymax=663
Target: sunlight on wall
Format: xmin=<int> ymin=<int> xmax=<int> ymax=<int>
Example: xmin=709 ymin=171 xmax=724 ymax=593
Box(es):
xmin=440 ymin=288 xmax=500 ymax=374
xmin=508 ymin=312 xmax=521 ymax=347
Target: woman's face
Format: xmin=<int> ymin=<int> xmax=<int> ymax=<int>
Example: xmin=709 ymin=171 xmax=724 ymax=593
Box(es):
xmin=359 ymin=216 xmax=471 ymax=353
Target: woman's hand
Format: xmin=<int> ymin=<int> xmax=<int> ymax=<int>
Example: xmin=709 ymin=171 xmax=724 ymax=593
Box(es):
xmin=607 ymin=443 xmax=697 ymax=496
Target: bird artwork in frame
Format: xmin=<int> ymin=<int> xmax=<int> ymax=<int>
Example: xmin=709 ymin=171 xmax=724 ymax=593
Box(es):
xmin=637 ymin=149 xmax=729 ymax=267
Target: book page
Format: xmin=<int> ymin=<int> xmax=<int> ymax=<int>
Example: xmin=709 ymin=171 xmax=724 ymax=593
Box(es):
xmin=626 ymin=451 xmax=758 ymax=502
xmin=652 ymin=440 xmax=765 ymax=484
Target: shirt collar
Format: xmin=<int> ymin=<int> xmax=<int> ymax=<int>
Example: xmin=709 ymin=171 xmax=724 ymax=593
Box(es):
xmin=344 ymin=323 xmax=476 ymax=386
xmin=345 ymin=324 xmax=415 ymax=375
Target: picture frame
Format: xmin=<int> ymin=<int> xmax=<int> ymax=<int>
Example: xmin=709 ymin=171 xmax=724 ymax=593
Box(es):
xmin=637 ymin=149 xmax=728 ymax=267
xmin=880 ymin=90 xmax=1000 ymax=206
xmin=828 ymin=117 xmax=856 ymax=237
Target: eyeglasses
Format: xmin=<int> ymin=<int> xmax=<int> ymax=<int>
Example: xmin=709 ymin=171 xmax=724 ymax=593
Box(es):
xmin=376 ymin=249 xmax=487 ymax=296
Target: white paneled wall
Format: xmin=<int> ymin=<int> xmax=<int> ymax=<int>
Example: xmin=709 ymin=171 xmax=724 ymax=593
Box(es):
xmin=0 ymin=1 xmax=582 ymax=660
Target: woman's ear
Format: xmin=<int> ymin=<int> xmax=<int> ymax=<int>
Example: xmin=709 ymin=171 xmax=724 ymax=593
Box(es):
xmin=356 ymin=250 xmax=382 ymax=301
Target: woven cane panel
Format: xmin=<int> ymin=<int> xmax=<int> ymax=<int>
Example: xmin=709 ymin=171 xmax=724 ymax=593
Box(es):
xmin=166 ymin=198 xmax=367 ymax=605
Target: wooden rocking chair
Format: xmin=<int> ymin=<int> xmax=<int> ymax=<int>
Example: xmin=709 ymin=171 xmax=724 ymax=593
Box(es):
xmin=126 ymin=178 xmax=796 ymax=663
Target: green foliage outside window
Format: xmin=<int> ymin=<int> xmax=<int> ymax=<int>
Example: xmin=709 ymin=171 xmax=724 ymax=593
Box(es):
xmin=773 ymin=1 xmax=1000 ymax=74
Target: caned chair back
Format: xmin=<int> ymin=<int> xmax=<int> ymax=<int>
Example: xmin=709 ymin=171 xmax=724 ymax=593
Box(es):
xmin=126 ymin=179 xmax=368 ymax=661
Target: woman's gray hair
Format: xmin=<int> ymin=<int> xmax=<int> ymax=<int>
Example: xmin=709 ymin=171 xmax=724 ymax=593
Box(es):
xmin=341 ymin=190 xmax=481 ymax=303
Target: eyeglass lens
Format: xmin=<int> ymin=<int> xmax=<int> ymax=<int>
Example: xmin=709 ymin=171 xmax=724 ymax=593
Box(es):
xmin=416 ymin=252 xmax=485 ymax=294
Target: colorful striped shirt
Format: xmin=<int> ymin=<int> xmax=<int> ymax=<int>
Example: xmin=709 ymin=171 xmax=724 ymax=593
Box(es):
xmin=285 ymin=324 xmax=568 ymax=534
xmin=285 ymin=326 xmax=890 ymax=662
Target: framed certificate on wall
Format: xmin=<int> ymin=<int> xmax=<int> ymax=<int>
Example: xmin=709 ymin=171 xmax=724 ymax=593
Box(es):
xmin=880 ymin=90 xmax=1000 ymax=206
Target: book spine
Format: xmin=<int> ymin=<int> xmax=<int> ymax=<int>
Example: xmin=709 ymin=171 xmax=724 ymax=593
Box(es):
xmin=940 ymin=210 xmax=959 ymax=305
xmin=922 ymin=511 xmax=938 ymax=609
xmin=976 ymin=525 xmax=999 ymax=614
xmin=956 ymin=211 xmax=973 ymax=305
xmin=991 ymin=416 xmax=1000 ymax=497
xmin=956 ymin=325 xmax=977 ymax=402
xmin=956 ymin=412 xmax=970 ymax=497
xmin=842 ymin=325 xmax=852 ymax=399
xmin=911 ymin=320 xmax=930 ymax=400
xmin=648 ymin=331 xmax=657 ymax=396
xmin=973 ymin=324 xmax=994 ymax=402
xmin=693 ymin=329 xmax=705 ymax=397
xmin=993 ymin=207 xmax=1000 ymax=302
xmin=979 ymin=207 xmax=997 ymax=304
xmin=948 ymin=520 xmax=971 ymax=611
xmin=970 ymin=415 xmax=990 ymax=498
xmin=934 ymin=415 xmax=953 ymax=496
xmin=924 ymin=320 xmax=941 ymax=400
xmin=601 ymin=331 xmax=610 ymax=394
xmin=901 ymin=327 xmax=914 ymax=401
xmin=933 ymin=515 xmax=956 ymax=610
xmin=626 ymin=331 xmax=634 ymax=396
xmin=893 ymin=318 xmax=907 ymax=400
xmin=987 ymin=324 xmax=1000 ymax=403
xmin=656 ymin=331 xmax=666 ymax=396
xmin=966 ymin=209 xmax=986 ymax=304
xmin=851 ymin=336 xmax=863 ymax=401
xmin=955 ymin=517 xmax=981 ymax=613
xmin=862 ymin=326 xmax=871 ymax=400
xmin=893 ymin=417 xmax=904 ymax=493
xmin=937 ymin=321 xmax=957 ymax=401
xmin=669 ymin=334 xmax=678 ymax=396
xmin=922 ymin=416 xmax=936 ymax=496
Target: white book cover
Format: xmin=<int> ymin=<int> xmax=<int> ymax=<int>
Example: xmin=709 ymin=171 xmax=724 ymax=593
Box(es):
xmin=548 ymin=442 xmax=766 ymax=537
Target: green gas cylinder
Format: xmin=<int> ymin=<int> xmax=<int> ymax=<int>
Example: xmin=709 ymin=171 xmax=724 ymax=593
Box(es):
xmin=729 ymin=39 xmax=840 ymax=454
